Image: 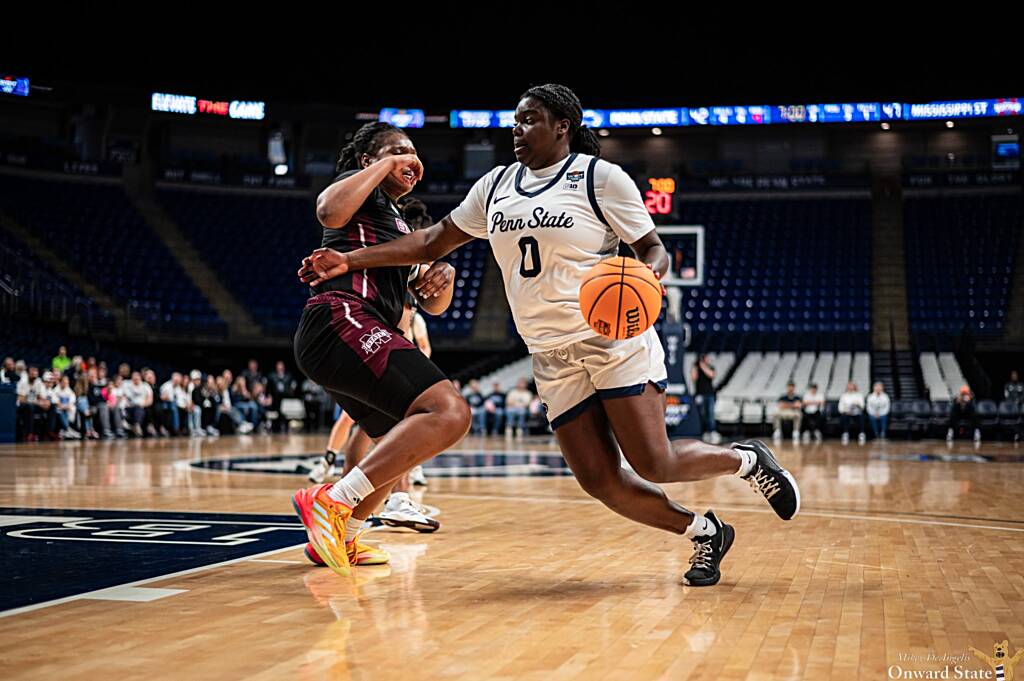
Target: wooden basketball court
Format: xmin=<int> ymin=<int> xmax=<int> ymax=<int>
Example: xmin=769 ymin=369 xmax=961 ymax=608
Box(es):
xmin=1 ymin=434 xmax=1022 ymax=680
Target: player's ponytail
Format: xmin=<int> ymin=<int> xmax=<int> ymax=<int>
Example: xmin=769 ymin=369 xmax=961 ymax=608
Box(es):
xmin=335 ymin=121 xmax=404 ymax=174
xmin=520 ymin=83 xmax=601 ymax=158
xmin=571 ymin=124 xmax=602 ymax=157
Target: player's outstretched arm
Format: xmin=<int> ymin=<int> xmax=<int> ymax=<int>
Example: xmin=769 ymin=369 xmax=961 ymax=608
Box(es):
xmin=627 ymin=229 xmax=670 ymax=279
xmin=298 ymin=215 xmax=472 ymax=287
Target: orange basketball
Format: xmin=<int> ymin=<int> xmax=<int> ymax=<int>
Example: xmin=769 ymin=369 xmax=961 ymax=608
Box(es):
xmin=579 ymin=256 xmax=664 ymax=340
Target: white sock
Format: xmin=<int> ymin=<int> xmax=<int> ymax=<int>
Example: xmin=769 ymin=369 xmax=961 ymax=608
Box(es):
xmin=732 ymin=446 xmax=756 ymax=477
xmin=684 ymin=513 xmax=717 ymax=539
xmin=344 ymin=516 xmax=365 ymax=543
xmin=327 ymin=467 xmax=375 ymax=506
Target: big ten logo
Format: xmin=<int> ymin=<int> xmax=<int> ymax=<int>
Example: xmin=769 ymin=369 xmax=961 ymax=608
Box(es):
xmin=645 ymin=177 xmax=676 ymax=216
xmin=4 ymin=518 xmax=302 ymax=546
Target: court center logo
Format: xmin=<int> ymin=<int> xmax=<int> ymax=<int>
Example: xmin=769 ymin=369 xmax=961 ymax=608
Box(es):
xmin=360 ymin=326 xmax=393 ymax=355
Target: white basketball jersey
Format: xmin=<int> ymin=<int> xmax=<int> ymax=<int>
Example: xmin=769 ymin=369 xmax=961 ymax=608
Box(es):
xmin=449 ymin=153 xmax=656 ymax=353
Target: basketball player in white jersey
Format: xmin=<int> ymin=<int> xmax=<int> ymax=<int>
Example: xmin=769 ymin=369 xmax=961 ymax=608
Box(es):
xmin=300 ymin=84 xmax=800 ymax=587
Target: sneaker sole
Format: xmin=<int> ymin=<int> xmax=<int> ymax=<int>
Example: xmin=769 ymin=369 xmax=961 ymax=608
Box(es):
xmin=683 ymin=523 xmax=735 ymax=587
xmin=380 ymin=517 xmax=440 ymax=533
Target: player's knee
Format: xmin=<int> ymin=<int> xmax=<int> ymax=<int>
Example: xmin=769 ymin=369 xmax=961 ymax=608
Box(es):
xmin=628 ymin=456 xmax=672 ymax=484
xmin=429 ymin=388 xmax=472 ymax=441
xmin=575 ymin=468 xmax=619 ymax=502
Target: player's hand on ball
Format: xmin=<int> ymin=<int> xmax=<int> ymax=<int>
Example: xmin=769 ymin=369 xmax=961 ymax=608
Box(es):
xmin=645 ymin=262 xmax=668 ymax=296
xmin=300 ymin=248 xmax=350 ymax=287
xmin=414 ymin=261 xmax=454 ymax=298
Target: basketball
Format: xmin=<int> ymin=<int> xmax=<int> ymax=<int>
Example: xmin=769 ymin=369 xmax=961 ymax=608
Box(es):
xmin=579 ymin=256 xmax=664 ymax=340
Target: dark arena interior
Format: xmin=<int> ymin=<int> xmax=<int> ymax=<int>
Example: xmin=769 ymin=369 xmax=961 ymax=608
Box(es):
xmin=1 ymin=43 xmax=1022 ymax=681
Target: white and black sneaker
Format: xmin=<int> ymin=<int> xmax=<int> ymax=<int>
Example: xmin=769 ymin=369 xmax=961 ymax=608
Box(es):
xmin=734 ymin=439 xmax=801 ymax=520
xmin=377 ymin=492 xmax=439 ymax=533
xmin=409 ymin=465 xmax=427 ymax=487
xmin=683 ymin=510 xmax=734 ymax=587
xmin=307 ymin=450 xmax=337 ymax=484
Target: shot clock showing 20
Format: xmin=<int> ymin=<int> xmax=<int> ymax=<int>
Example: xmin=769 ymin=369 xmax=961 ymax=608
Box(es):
xmin=644 ymin=177 xmax=675 ymax=216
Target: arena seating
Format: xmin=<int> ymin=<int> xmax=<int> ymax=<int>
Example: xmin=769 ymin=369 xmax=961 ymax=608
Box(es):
xmin=0 ymin=175 xmax=224 ymax=335
xmin=155 ymin=188 xmax=485 ymax=337
xmin=904 ymin=193 xmax=1022 ymax=337
xmin=670 ymin=197 xmax=872 ymax=338
xmin=919 ymin=352 xmax=970 ymax=400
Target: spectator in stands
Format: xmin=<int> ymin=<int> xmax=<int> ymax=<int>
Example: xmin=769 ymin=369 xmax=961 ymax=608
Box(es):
xmin=267 ymin=361 xmax=296 ymax=433
xmin=838 ymin=382 xmax=866 ymax=445
xmin=74 ymin=370 xmax=97 ymax=439
xmin=691 ymin=354 xmax=720 ymax=444
xmin=68 ymin=356 xmax=84 ymax=382
xmin=300 ymin=377 xmax=326 ymax=432
xmin=160 ymin=373 xmax=182 ymax=436
xmin=251 ymin=382 xmax=272 ymax=432
xmin=123 ymin=372 xmax=148 ymax=437
xmin=505 ymin=378 xmax=534 ymax=438
xmin=216 ymin=375 xmax=238 ymax=434
xmin=866 ymin=382 xmax=891 ymax=440
xmin=117 ymin=363 xmax=132 ymax=381
xmin=38 ymin=371 xmax=58 ymax=439
xmin=463 ymin=379 xmax=486 ymax=434
xmin=51 ymin=346 xmax=71 ymax=375
xmin=104 ymin=374 xmax=128 ymax=438
xmin=173 ymin=373 xmax=190 ymax=436
xmin=242 ymin=359 xmax=265 ymax=393
xmin=772 ymin=381 xmax=803 ymax=443
xmin=142 ymin=369 xmax=159 ymax=437
xmin=484 ymin=382 xmax=507 ymax=436
xmin=13 ymin=360 xmax=27 ymax=384
xmin=801 ymin=383 xmax=825 ymax=443
xmin=231 ymin=376 xmax=258 ymax=433
xmin=187 ymin=370 xmax=204 ymax=437
xmin=947 ymin=385 xmax=981 ymax=443
xmin=52 ymin=374 xmax=79 ymax=440
xmin=1005 ymin=370 xmax=1023 ymax=406
xmin=200 ymin=374 xmax=221 ymax=437
xmin=1 ymin=357 xmax=17 ymax=384
xmin=16 ymin=366 xmax=45 ymax=442
xmin=85 ymin=367 xmax=115 ymax=439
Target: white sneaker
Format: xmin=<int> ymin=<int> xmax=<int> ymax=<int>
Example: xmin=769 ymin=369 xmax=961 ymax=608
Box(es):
xmin=378 ymin=492 xmax=439 ymax=533
xmin=841 ymin=432 xmax=849 ymax=445
xmin=238 ymin=422 xmax=254 ymax=434
xmin=814 ymin=430 xmax=823 ymax=443
xmin=772 ymin=429 xmax=782 ymax=443
xmin=947 ymin=428 xmax=954 ymax=442
xmin=973 ymin=429 xmax=981 ymax=443
xmin=206 ymin=426 xmax=220 ymax=437
xmin=801 ymin=430 xmax=810 ymax=444
xmin=793 ymin=431 xmax=801 ymax=444
xmin=858 ymin=432 xmax=866 ymax=445
xmin=307 ymin=457 xmax=335 ymax=484
xmin=710 ymin=431 xmax=722 ymax=444
xmin=409 ymin=465 xmax=427 ymax=487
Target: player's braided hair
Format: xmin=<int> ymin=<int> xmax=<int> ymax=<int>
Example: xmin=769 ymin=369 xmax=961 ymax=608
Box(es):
xmin=520 ymin=83 xmax=601 ymax=157
xmin=400 ymin=197 xmax=432 ymax=229
xmin=336 ymin=121 xmax=404 ymax=173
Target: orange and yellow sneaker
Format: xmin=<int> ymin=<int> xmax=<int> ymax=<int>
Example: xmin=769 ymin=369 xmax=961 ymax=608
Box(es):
xmin=304 ymin=535 xmax=390 ymax=567
xmin=291 ymin=484 xmax=353 ymax=576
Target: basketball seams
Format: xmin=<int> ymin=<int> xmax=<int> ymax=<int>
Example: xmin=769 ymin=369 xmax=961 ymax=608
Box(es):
xmin=618 ymin=281 xmax=652 ymax=333
xmin=621 ymin=272 xmax=663 ymax=297
xmin=579 ymin=256 xmax=661 ymax=339
xmin=613 ymin=259 xmax=625 ymax=339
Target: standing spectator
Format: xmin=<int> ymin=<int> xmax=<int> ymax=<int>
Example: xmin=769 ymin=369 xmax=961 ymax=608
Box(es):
xmin=866 ymin=381 xmax=891 ymax=440
xmin=200 ymin=374 xmax=221 ymax=437
xmin=187 ymin=370 xmax=204 ymax=437
xmin=463 ymin=379 xmax=486 ymax=435
xmin=801 ymin=383 xmax=825 ymax=443
xmin=74 ymin=370 xmax=98 ymax=439
xmin=51 ymin=346 xmax=71 ymax=375
xmin=16 ymin=366 xmax=45 ymax=442
xmin=52 ymin=374 xmax=80 ymax=439
xmin=484 ymin=382 xmax=507 ymax=436
xmin=160 ymin=373 xmax=182 ymax=436
xmin=1 ymin=357 xmax=16 ymax=384
xmin=505 ymin=378 xmax=534 ymax=438
xmin=173 ymin=373 xmax=190 ymax=435
xmin=104 ymin=374 xmax=128 ymax=438
xmin=772 ymin=381 xmax=803 ymax=443
xmin=837 ymin=382 xmax=866 ymax=445
xmin=1005 ymin=370 xmax=1023 ymax=405
xmin=241 ymin=359 xmax=265 ymax=393
xmin=691 ymin=354 xmax=720 ymax=443
xmin=947 ymin=385 xmax=981 ymax=443
xmin=267 ymin=361 xmax=296 ymax=433
xmin=142 ymin=369 xmax=158 ymax=437
xmin=122 ymin=372 xmax=148 ymax=437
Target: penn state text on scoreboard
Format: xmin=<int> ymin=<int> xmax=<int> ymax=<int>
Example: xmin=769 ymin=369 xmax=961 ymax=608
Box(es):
xmin=151 ymin=92 xmax=265 ymax=120
xmin=450 ymin=97 xmax=1022 ymax=128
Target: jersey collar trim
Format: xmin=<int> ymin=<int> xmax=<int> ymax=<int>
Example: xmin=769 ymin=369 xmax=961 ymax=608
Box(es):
xmin=513 ymin=153 xmax=578 ymax=198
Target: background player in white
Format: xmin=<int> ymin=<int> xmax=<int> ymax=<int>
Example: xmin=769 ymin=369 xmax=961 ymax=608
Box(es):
xmin=301 ymin=84 xmax=799 ymax=587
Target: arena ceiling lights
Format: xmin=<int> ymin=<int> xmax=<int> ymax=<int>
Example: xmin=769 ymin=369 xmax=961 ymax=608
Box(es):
xmin=150 ymin=92 xmax=266 ymax=120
